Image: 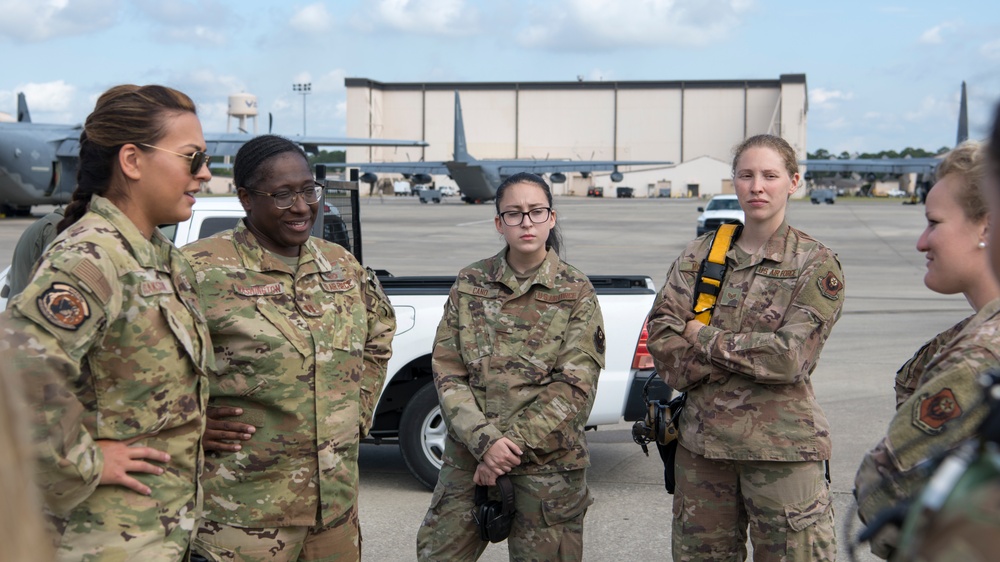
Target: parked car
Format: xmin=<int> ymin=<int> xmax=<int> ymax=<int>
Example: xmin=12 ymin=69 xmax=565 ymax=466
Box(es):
xmin=810 ymin=188 xmax=836 ymax=205
xmin=587 ymin=186 xmax=604 ymax=197
xmin=616 ymin=186 xmax=635 ymax=198
xmin=887 ymin=189 xmax=907 ymax=198
xmin=696 ymin=194 xmax=745 ymax=236
xmin=439 ymin=185 xmax=458 ymax=197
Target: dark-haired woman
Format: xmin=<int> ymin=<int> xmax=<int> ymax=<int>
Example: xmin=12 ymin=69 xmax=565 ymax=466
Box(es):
xmin=0 ymin=84 xmax=212 ymax=560
xmin=182 ymin=135 xmax=395 ymax=562
xmin=416 ymin=172 xmax=605 ymax=561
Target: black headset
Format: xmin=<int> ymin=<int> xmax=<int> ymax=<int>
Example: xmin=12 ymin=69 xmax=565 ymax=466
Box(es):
xmin=473 ymin=474 xmax=516 ymax=543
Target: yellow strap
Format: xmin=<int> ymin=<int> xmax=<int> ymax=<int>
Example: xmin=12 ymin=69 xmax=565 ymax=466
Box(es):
xmin=693 ymin=223 xmax=739 ymax=324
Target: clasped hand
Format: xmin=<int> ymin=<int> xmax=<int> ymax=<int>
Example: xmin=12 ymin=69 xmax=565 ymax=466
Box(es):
xmin=474 ymin=437 xmax=522 ymax=486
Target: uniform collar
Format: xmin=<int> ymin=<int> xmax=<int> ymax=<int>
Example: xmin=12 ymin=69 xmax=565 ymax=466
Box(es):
xmin=488 ymin=247 xmax=560 ymax=292
xmin=730 ymin=220 xmax=791 ymax=268
xmin=89 ymin=195 xmax=172 ymax=271
xmin=231 ymin=219 xmax=330 ymax=275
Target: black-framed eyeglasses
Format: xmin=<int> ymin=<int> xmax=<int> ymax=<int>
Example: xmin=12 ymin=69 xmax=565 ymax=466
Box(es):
xmin=138 ymin=143 xmax=210 ymax=176
xmin=245 ymin=184 xmax=323 ymax=209
xmin=498 ymin=207 xmax=552 ymax=226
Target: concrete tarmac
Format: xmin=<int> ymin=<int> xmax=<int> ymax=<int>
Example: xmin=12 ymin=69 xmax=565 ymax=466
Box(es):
xmin=0 ymin=195 xmax=968 ymax=561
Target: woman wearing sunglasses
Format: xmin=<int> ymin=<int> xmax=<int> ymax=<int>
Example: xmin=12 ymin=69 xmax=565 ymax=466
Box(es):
xmin=182 ymin=135 xmax=395 ymax=562
xmin=0 ymin=84 xmax=213 ymax=560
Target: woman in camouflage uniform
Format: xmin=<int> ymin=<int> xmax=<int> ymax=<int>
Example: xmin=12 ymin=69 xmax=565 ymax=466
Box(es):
xmin=183 ymin=135 xmax=395 ymax=562
xmin=647 ymin=135 xmax=845 ymax=561
xmin=854 ymin=140 xmax=1000 ymax=559
xmin=416 ymin=172 xmax=605 ymax=561
xmin=0 ymin=84 xmax=213 ymax=560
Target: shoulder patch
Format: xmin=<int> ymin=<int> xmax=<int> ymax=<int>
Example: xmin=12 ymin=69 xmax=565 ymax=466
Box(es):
xmin=37 ymin=282 xmax=91 ymax=330
xmin=914 ymin=388 xmax=963 ymax=434
xmin=818 ymin=271 xmax=843 ymax=300
xmin=594 ymin=326 xmax=606 ymax=355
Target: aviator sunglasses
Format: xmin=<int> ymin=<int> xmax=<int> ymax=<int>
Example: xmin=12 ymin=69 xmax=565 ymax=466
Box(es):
xmin=138 ymin=143 xmax=211 ymax=176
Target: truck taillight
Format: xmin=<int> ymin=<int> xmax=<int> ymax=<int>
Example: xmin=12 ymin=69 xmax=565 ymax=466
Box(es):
xmin=632 ymin=324 xmax=655 ymax=370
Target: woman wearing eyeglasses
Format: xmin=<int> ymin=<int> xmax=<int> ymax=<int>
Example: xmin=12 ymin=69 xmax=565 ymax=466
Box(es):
xmin=182 ymin=135 xmax=395 ymax=562
xmin=416 ymin=172 xmax=605 ymax=561
xmin=0 ymin=84 xmax=213 ymax=560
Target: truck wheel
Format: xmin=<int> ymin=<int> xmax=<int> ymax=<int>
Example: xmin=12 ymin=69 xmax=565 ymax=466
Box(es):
xmin=399 ymin=383 xmax=446 ymax=490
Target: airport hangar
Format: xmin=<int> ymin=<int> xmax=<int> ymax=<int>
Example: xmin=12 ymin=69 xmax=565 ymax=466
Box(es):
xmin=344 ymin=74 xmax=808 ymax=198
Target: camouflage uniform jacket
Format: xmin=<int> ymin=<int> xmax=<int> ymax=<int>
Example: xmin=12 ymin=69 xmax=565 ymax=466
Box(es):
xmin=182 ymin=220 xmax=395 ymax=527
xmin=0 ymin=195 xmax=210 ymax=557
xmin=854 ymin=298 xmax=1000 ymax=540
xmin=646 ymin=221 xmax=844 ymax=461
xmin=433 ymin=248 xmax=606 ymax=473
xmin=893 ymin=317 xmax=972 ymax=408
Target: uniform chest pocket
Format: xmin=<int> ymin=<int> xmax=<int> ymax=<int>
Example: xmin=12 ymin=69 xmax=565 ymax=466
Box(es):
xmin=745 ymin=275 xmax=796 ymax=332
xmin=256 ymin=298 xmax=314 ymax=358
xmin=313 ymin=277 xmax=362 ymax=353
xmin=515 ymin=301 xmax=572 ymax=378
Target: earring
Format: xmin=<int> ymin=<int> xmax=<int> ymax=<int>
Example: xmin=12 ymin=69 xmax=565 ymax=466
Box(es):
xmin=979 ymin=241 xmax=987 ymax=249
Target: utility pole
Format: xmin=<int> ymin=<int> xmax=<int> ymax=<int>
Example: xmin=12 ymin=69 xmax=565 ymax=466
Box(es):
xmin=292 ymin=83 xmax=311 ymax=136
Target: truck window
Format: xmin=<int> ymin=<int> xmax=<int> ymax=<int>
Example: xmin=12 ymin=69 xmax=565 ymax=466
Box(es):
xmin=199 ymin=217 xmax=241 ymax=239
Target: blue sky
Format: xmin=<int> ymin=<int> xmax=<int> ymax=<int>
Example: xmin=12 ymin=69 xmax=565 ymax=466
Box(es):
xmin=1 ymin=0 xmax=997 ymax=155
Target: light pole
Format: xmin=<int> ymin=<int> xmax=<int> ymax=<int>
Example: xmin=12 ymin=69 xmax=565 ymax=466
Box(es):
xmin=292 ymin=82 xmax=311 ymax=136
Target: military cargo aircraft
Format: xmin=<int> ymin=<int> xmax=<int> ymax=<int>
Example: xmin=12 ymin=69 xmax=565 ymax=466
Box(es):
xmin=801 ymin=82 xmax=971 ymax=181
xmin=0 ymin=93 xmax=427 ymax=216
xmin=337 ymin=92 xmax=671 ymax=203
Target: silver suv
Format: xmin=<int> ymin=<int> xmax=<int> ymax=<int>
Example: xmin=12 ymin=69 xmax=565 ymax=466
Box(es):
xmin=696 ymin=194 xmax=745 ymax=236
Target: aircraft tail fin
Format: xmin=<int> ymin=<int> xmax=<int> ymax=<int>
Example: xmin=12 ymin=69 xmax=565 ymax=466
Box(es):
xmin=17 ymin=93 xmax=31 ymax=123
xmin=454 ymin=91 xmax=472 ymax=162
xmin=957 ymin=81 xmax=969 ymax=145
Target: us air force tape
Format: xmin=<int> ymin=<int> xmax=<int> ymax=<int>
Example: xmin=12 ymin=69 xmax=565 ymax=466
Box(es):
xmin=37 ymin=282 xmax=91 ymax=330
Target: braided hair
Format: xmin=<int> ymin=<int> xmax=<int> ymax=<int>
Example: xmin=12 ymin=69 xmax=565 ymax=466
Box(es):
xmin=233 ymin=135 xmax=308 ymax=192
xmin=57 ymin=85 xmax=197 ymax=233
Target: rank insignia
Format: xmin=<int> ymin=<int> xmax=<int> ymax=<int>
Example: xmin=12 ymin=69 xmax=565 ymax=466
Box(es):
xmin=594 ymin=326 xmax=606 ymax=355
xmin=914 ymin=388 xmax=963 ymax=434
xmin=818 ymin=271 xmax=843 ymax=300
xmin=37 ymin=282 xmax=90 ymax=331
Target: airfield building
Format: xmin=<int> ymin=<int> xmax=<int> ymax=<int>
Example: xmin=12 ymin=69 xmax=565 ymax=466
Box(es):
xmin=344 ymin=74 xmax=807 ymax=198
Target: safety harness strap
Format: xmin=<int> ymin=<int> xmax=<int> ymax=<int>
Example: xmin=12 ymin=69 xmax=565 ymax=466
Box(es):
xmin=692 ymin=222 xmax=741 ymax=324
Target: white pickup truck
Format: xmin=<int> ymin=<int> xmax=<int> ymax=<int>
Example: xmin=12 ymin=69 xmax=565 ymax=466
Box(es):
xmin=2 ymin=196 xmax=661 ymax=489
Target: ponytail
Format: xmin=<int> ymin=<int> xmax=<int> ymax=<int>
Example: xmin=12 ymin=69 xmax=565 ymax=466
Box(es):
xmin=56 ymin=84 xmax=197 ymax=233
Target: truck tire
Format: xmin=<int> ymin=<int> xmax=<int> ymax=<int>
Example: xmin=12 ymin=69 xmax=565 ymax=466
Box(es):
xmin=399 ymin=383 xmax=446 ymax=490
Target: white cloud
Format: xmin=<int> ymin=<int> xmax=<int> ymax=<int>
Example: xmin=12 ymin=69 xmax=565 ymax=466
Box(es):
xmin=17 ymin=80 xmax=77 ymax=113
xmin=982 ymin=39 xmax=1000 ymax=60
xmin=517 ymin=0 xmax=753 ymax=51
xmin=810 ymin=88 xmax=853 ymax=108
xmin=903 ymin=95 xmax=947 ymax=122
xmin=359 ymin=0 xmax=480 ymax=36
xmin=131 ymin=0 xmax=232 ymax=46
xmin=918 ymin=21 xmax=957 ymax=45
xmin=289 ymin=3 xmax=333 ymax=34
xmin=0 ymin=0 xmax=120 ymax=42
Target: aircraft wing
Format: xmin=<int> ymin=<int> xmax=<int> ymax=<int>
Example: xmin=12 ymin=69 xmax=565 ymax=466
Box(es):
xmin=492 ymin=160 xmax=670 ymax=174
xmin=337 ymin=159 xmax=669 ymax=176
xmin=336 ymin=161 xmax=450 ymax=175
xmin=802 ymin=158 xmax=941 ymax=175
xmin=204 ymin=133 xmax=427 ymax=157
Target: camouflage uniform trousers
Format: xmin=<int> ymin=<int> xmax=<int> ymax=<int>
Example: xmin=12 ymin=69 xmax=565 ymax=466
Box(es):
xmin=672 ymin=444 xmax=836 ymax=562
xmin=192 ymin=504 xmax=360 ymax=562
xmin=417 ymin=463 xmax=593 ymax=561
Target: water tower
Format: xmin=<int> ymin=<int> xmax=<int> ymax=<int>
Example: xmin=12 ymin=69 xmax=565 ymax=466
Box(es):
xmin=227 ymin=93 xmax=258 ymax=134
